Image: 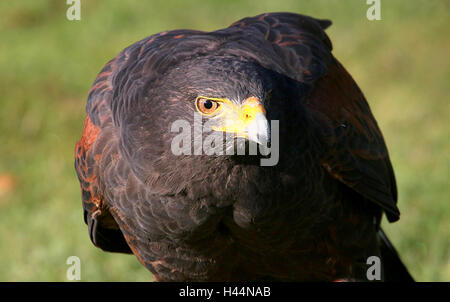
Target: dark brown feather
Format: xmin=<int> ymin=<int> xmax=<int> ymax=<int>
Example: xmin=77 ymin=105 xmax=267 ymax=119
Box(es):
xmin=74 ymin=12 xmax=408 ymax=281
xmin=304 ymin=59 xmax=399 ymax=222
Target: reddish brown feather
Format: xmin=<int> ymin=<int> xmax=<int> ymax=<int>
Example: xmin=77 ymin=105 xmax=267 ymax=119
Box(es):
xmin=74 ymin=116 xmax=102 ymax=214
xmin=76 ymin=116 xmax=100 ymax=153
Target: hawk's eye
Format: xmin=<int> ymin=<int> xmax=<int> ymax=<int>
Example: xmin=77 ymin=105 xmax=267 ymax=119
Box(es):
xmin=196 ymin=97 xmax=220 ymax=115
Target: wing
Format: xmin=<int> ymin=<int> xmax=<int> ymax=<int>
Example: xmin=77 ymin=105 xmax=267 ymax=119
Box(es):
xmin=74 ymin=54 xmax=133 ymax=253
xmin=305 ymin=58 xmax=399 ymax=222
xmin=74 ymin=35 xmax=151 ymax=253
xmin=231 ymin=13 xmax=399 ymax=222
xmin=75 ymin=29 xmax=210 ymax=254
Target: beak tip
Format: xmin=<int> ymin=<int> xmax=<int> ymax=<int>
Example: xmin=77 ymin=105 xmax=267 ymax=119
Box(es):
xmin=246 ymin=112 xmax=270 ymax=146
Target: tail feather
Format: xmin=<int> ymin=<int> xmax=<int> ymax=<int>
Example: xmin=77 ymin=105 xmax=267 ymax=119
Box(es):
xmin=378 ymin=228 xmax=414 ymax=282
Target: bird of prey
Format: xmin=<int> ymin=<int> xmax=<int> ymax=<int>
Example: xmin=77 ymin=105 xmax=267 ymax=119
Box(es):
xmin=75 ymin=12 xmax=413 ymax=281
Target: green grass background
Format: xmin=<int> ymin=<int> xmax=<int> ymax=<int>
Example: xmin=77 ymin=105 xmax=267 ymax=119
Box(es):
xmin=0 ymin=0 xmax=448 ymax=281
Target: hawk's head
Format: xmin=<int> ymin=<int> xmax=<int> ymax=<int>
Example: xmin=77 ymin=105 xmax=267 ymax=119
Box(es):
xmin=135 ymin=55 xmax=305 ymax=159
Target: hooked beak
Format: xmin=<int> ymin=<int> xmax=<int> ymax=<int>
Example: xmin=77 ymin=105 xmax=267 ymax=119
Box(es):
xmin=212 ymin=97 xmax=270 ymax=145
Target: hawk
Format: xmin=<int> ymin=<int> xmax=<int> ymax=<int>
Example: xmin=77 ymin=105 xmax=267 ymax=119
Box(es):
xmin=75 ymin=12 xmax=413 ymax=281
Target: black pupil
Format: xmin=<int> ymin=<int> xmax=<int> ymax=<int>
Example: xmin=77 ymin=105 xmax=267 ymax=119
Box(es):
xmin=203 ymin=100 xmax=213 ymax=109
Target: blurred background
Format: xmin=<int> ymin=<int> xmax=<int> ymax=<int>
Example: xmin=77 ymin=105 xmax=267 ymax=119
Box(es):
xmin=0 ymin=0 xmax=448 ymax=281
